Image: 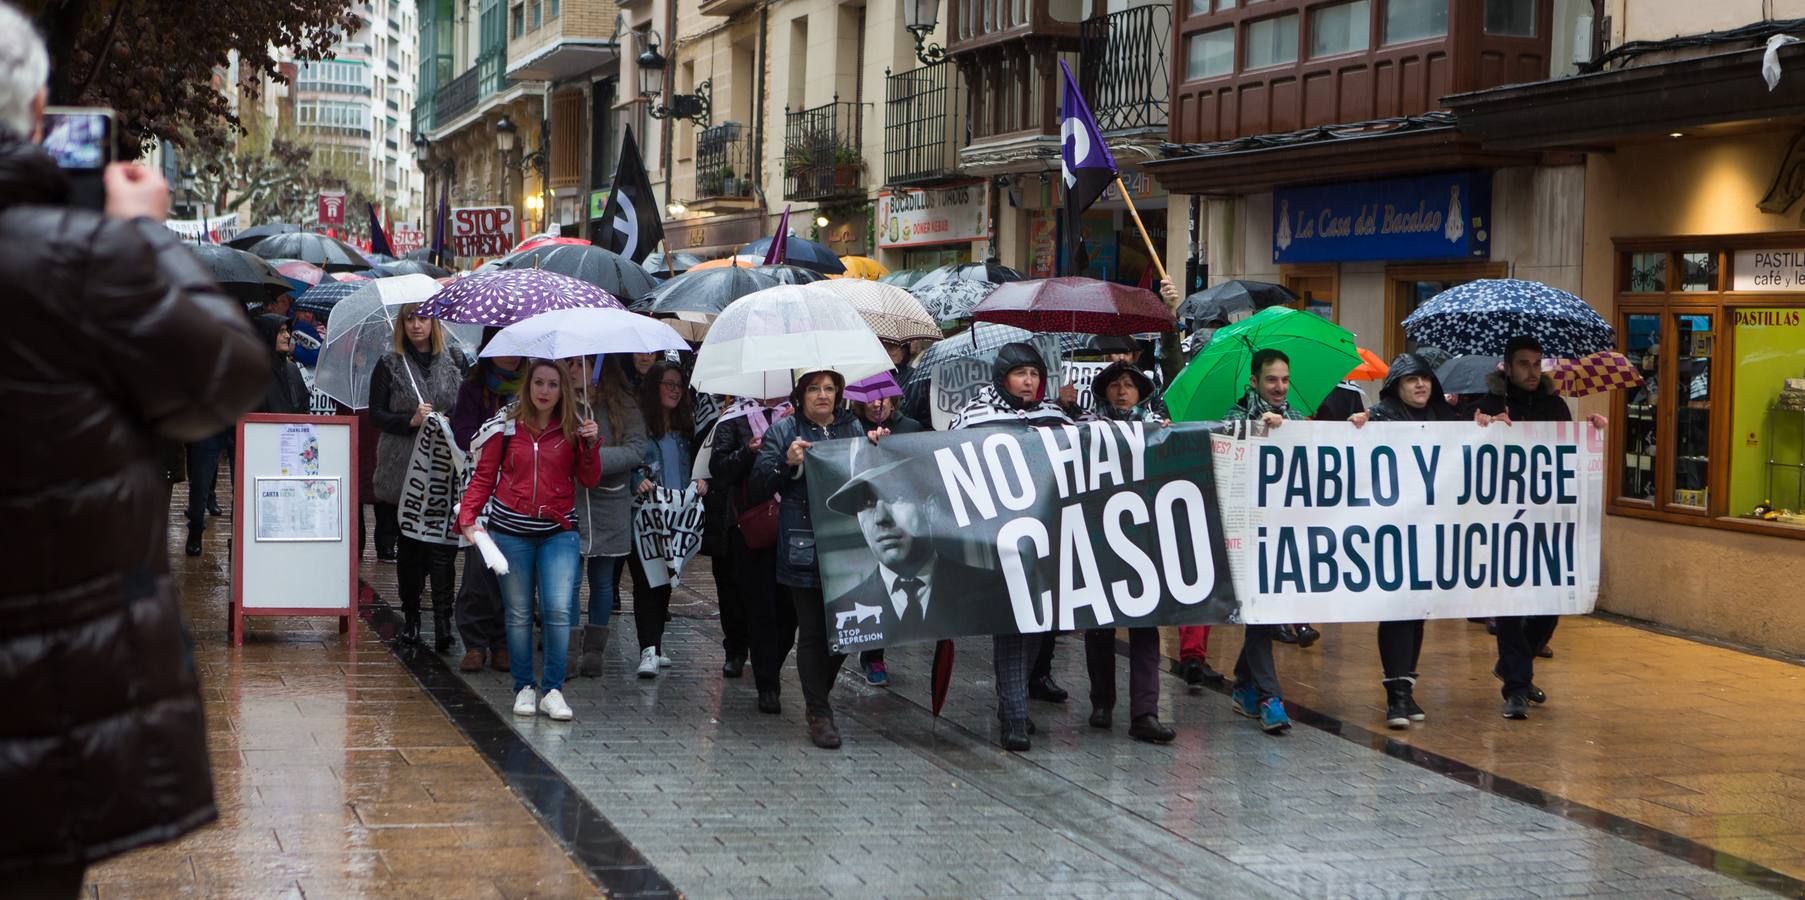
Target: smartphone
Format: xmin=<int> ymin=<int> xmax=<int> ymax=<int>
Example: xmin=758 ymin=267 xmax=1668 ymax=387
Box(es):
xmin=41 ymin=106 xmax=115 ymax=210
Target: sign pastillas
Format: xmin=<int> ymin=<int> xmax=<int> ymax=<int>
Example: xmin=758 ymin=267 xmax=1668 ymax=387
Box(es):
xmin=1214 ymin=421 xmax=1604 ymax=623
xmin=806 ymin=422 xmax=1238 ymax=652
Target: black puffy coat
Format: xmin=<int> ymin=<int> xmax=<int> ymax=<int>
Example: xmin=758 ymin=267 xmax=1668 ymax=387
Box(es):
xmin=1369 ymin=354 xmax=1462 ymax=422
xmin=1478 ymin=368 xmax=1572 ymax=422
xmin=0 ymin=136 xmax=266 ymax=871
xmin=250 ymin=314 xmax=309 ymax=414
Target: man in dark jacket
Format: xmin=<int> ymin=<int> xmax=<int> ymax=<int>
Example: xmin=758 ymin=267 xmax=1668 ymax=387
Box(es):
xmin=0 ymin=13 xmax=267 ymax=893
xmin=1477 ymin=335 xmax=1607 ymax=720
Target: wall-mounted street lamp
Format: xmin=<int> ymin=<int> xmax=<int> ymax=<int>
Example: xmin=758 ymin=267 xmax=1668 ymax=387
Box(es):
xmin=496 ymin=114 xmax=552 ymax=232
xmin=904 ymin=0 xmax=945 ymax=65
xmin=637 ymin=30 xmax=711 ymax=126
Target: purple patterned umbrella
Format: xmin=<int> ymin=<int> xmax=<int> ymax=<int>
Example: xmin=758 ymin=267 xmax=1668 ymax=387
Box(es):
xmin=414 ymin=268 xmax=624 ymax=326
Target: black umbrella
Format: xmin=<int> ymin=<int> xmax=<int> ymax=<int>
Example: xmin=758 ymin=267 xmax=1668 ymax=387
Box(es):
xmin=648 ymin=265 xmax=780 ymax=316
xmin=403 ymin=248 xmax=439 ymax=262
xmin=738 ymin=235 xmax=847 ymax=275
xmin=377 ymin=259 xmax=453 ymax=279
xmin=225 ymin=222 xmax=301 ymax=249
xmin=643 ymin=250 xmax=704 ymax=276
xmin=912 ymin=261 xmax=1024 ymax=290
xmin=246 ymin=232 xmax=374 ymax=272
xmin=187 ymin=243 xmax=293 ymax=306
xmin=1436 ymin=354 xmax=1503 ymax=396
xmin=1176 ymin=280 xmax=1296 ymax=326
xmin=754 ymin=264 xmax=828 ymax=286
xmin=494 ymin=243 xmax=659 ymax=301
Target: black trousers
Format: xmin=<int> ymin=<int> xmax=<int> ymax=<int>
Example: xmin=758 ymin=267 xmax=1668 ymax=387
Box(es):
xmin=1233 ymin=624 xmax=1281 ymax=700
xmin=1377 ymin=619 xmax=1426 ymax=681
xmin=1495 ymin=614 xmax=1558 ymax=699
xmin=712 ymin=538 xmax=749 ymax=659
xmin=790 ymin=585 xmax=845 ymax=717
xmin=1030 ymin=630 xmax=1060 ymax=681
xmin=456 ymin=545 xmax=506 ymax=651
xmin=627 ymin=549 xmax=673 ymax=652
xmin=374 ymin=502 xmax=400 ymax=558
xmin=733 ymin=532 xmax=792 ymax=691
xmin=397 ymin=535 xmax=457 ymax=616
xmin=183 ymin=434 xmax=225 ymax=535
xmin=1084 ymin=628 xmax=1160 ymax=719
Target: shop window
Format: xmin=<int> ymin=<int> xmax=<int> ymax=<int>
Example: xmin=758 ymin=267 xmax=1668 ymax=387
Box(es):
xmin=1482 ymin=0 xmax=1535 ymax=36
xmin=1729 ymin=308 xmax=1805 ymax=525
xmin=1620 ymin=313 xmax=1660 ymax=503
xmin=1678 ymin=251 xmax=1717 ymax=292
xmin=1245 ymin=12 xmax=1299 ymax=70
xmin=1628 ymin=252 xmax=1666 ymax=292
xmin=1280 ymin=263 xmax=1338 ymax=322
xmin=1670 ymin=314 xmax=1715 ymax=509
xmin=1383 ymin=0 xmax=1446 ymax=44
xmin=1186 ymin=28 xmax=1235 ymax=80
xmin=1310 ymin=0 xmax=1369 ymax=58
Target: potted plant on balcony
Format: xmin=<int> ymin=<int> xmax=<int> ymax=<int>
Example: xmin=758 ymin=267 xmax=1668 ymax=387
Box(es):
xmin=832 ymin=147 xmax=864 ymax=192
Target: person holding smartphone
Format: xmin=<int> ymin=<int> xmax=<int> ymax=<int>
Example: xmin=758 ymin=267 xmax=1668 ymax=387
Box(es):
xmin=0 ymin=6 xmax=268 ymax=895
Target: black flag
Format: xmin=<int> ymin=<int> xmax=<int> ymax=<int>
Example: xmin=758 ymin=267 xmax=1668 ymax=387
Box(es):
xmin=599 ymin=126 xmax=664 ymax=264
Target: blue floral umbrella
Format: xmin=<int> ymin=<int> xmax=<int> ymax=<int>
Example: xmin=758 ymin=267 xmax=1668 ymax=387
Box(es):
xmin=1402 ymin=279 xmax=1614 ymax=358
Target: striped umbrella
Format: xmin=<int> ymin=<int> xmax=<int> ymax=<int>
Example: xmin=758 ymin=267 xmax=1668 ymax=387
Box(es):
xmin=805 ymin=279 xmax=940 ymax=342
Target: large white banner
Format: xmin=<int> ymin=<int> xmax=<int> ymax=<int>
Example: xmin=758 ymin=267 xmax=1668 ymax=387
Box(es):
xmin=1213 ymin=420 xmax=1604 ymax=623
xmin=397 ymin=414 xmax=468 ymax=546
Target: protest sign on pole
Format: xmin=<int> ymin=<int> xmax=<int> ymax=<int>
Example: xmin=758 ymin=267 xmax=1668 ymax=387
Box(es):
xmin=806 ymin=422 xmax=1238 ymax=652
xmin=632 ymin=486 xmax=707 ymax=589
xmin=1214 ymin=421 xmax=1604 ymax=623
xmin=450 ymin=206 xmax=518 ymax=258
xmin=1060 ymin=360 xmax=1110 ymax=413
xmin=396 ymin=415 xmax=467 ymax=546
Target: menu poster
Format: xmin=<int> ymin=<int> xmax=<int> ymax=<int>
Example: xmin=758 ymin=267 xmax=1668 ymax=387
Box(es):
xmin=254 ymin=477 xmax=342 ymax=542
xmin=277 ymin=424 xmax=321 ymax=476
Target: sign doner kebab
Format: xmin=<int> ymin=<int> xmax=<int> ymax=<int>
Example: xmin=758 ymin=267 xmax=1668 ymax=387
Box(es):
xmin=878 ymin=182 xmax=988 ymax=249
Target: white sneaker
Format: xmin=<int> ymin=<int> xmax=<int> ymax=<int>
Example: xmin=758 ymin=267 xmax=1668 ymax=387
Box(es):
xmin=636 ymin=646 xmax=659 ymax=678
xmin=539 ymin=689 xmax=573 ymax=721
xmin=657 ymin=651 xmax=672 ymax=668
xmin=512 ymin=687 xmax=537 ymax=717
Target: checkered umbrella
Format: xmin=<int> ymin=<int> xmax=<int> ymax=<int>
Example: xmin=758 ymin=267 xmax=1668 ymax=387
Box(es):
xmin=911 ymin=279 xmax=997 ymax=324
xmin=1546 ymin=350 xmax=1645 ymax=398
xmin=805 ymin=279 xmax=941 ymax=342
xmin=414 ymin=268 xmax=624 ymax=326
xmin=903 ymin=323 xmax=1098 ymax=390
xmin=291 ymin=280 xmax=361 ymax=324
xmin=1402 ymin=279 xmax=1615 ymax=358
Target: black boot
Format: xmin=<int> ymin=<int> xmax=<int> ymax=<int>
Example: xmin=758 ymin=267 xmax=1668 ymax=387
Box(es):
xmin=184 ymin=529 xmax=203 ymax=557
xmin=578 ymin=626 xmax=608 ymax=677
xmin=432 ymin=603 xmax=454 ymax=654
xmin=1129 ymin=714 xmax=1176 ymax=744
xmin=1000 ymin=719 xmax=1030 ymax=752
xmin=1027 ymin=675 xmax=1068 ymax=702
xmin=1402 ymin=674 xmax=1426 ymax=721
xmin=1383 ymin=680 xmax=1410 ymax=730
xmin=1089 ymin=705 xmax=1112 ymax=729
xmin=399 ymin=606 xmax=421 ymax=645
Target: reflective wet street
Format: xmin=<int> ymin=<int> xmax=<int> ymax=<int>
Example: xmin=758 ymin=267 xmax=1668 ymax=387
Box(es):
xmin=84 ymin=487 xmax=1805 ymax=898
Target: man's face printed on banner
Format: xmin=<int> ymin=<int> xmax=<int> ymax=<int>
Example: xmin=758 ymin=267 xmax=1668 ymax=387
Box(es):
xmin=854 ymin=491 xmax=933 ymax=575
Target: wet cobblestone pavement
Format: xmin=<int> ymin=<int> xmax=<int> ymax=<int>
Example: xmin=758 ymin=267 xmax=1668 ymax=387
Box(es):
xmin=84 ymin=488 xmax=1805 ymax=898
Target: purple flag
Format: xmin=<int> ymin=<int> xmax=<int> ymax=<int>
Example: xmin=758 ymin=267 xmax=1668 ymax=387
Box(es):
xmin=1059 ymin=59 xmax=1117 ymax=276
xmin=367 ymin=202 xmax=395 ymax=258
xmin=762 ymin=205 xmax=792 ymax=265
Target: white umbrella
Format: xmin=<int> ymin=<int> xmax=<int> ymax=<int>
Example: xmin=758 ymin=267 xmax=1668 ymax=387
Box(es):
xmin=803 ymin=278 xmax=941 ymax=342
xmin=480 ymin=307 xmax=689 ymax=360
xmin=313 ymin=275 xmax=474 ymax=408
xmin=692 ymin=284 xmax=890 ymax=397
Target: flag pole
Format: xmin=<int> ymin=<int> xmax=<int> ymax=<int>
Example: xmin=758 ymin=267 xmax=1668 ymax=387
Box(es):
xmin=1114 ymin=175 xmax=1168 ymax=286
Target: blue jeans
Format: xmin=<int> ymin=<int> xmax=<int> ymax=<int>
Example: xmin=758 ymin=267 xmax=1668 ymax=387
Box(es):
xmin=571 ymin=555 xmax=622 ymax=629
xmin=492 ymin=529 xmax=579 ymax=693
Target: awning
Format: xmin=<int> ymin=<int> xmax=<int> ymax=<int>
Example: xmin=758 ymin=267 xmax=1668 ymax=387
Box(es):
xmin=1444 ymin=43 xmax=1805 ymax=151
xmin=507 ymin=39 xmax=619 ymax=82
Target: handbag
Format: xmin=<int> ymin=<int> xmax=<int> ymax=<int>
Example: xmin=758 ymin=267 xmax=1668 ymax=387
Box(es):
xmin=736 ymin=482 xmax=781 ymax=550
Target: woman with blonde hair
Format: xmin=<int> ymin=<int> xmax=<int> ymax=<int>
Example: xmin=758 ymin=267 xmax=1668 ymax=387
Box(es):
xmin=460 ymin=360 xmax=601 ymax=721
xmin=369 ymin=303 xmax=467 ymax=649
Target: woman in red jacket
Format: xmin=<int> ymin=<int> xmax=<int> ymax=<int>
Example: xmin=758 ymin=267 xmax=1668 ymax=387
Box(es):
xmin=460 ymin=359 xmax=602 ymax=722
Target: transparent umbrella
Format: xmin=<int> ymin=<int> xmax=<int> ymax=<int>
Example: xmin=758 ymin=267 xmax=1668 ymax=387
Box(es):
xmin=692 ymin=284 xmax=891 ymax=397
xmin=313 ymin=275 xmax=478 ymax=408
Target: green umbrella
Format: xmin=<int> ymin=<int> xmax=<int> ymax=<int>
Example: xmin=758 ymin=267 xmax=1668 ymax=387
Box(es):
xmin=1165 ymin=306 xmax=1362 ymax=421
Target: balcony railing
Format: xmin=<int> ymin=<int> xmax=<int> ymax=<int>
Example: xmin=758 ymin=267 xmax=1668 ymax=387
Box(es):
xmin=433 ymin=66 xmax=479 ymax=124
xmin=783 ymin=100 xmax=868 ymax=202
xmin=884 ymin=61 xmax=966 ymax=185
xmin=695 ymin=122 xmax=755 ymax=201
xmin=1079 ymin=4 xmax=1170 ymax=132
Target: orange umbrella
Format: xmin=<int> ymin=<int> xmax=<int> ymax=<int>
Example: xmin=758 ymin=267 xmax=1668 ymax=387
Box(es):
xmin=1345 ymin=347 xmax=1389 ymax=381
xmin=689 ymin=255 xmax=762 ymax=271
xmin=839 ymin=256 xmax=890 ymax=280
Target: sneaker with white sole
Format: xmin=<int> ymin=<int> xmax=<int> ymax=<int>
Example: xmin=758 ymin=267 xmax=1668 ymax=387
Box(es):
xmin=637 ymin=647 xmax=659 ymax=678
xmin=657 ymin=652 xmax=672 ymax=668
xmin=512 ymin=687 xmax=537 ymax=717
xmin=538 ymin=689 xmax=573 ymax=721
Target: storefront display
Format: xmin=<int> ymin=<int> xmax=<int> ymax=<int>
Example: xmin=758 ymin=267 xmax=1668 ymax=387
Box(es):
xmin=1730 ymin=307 xmax=1805 ymax=523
